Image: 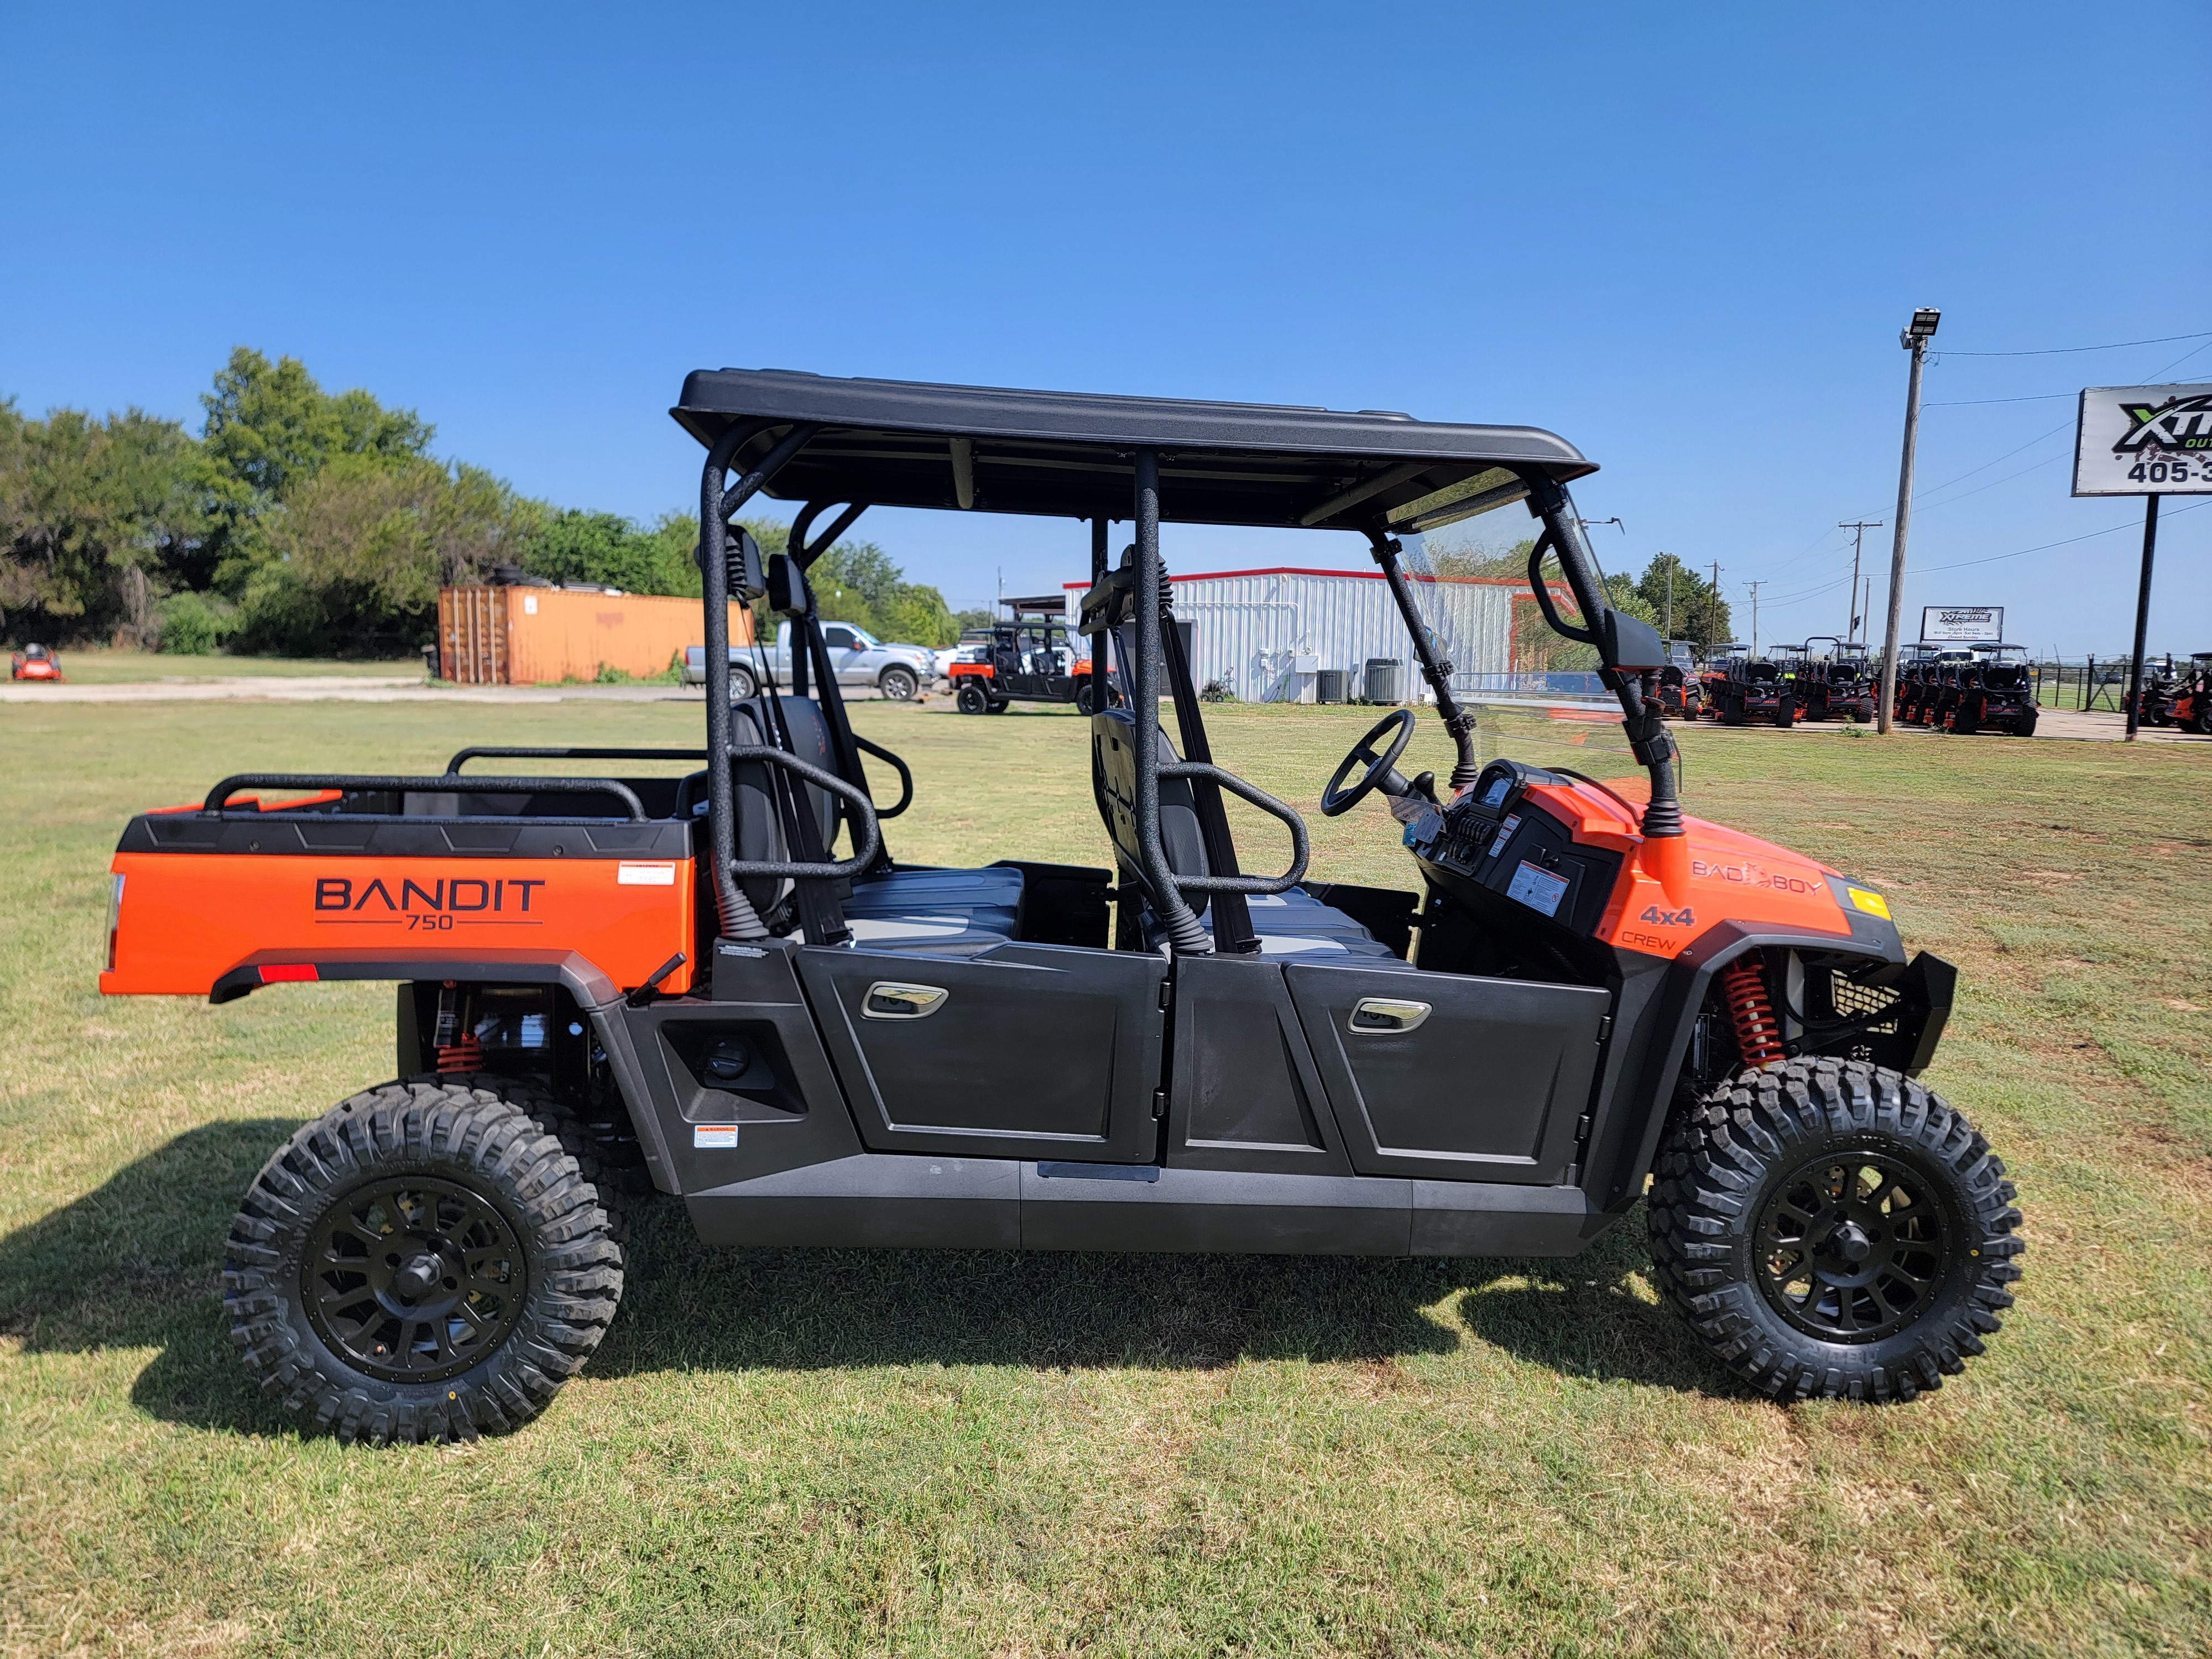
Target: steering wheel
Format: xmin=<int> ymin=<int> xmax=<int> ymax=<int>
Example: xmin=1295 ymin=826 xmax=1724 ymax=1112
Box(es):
xmin=1321 ymin=708 xmax=1416 ymax=817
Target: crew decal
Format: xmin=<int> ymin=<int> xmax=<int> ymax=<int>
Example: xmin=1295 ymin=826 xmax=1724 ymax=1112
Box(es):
xmin=313 ymin=873 xmax=547 ymax=931
xmin=1615 ymin=903 xmax=1699 ymax=954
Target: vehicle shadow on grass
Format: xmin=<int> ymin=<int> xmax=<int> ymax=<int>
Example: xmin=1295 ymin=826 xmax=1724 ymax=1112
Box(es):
xmin=0 ymin=1124 xmax=1731 ymax=1441
xmin=587 ymin=1194 xmax=1732 ymax=1394
xmin=0 ymin=1119 xmax=300 ymax=1436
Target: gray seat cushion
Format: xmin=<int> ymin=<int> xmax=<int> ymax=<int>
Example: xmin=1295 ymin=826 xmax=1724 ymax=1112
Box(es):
xmin=841 ymin=863 xmax=1025 ymax=953
xmin=1242 ymin=888 xmax=1407 ymax=962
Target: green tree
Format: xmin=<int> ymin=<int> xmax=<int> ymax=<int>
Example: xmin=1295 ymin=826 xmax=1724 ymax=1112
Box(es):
xmin=728 ymin=518 xmax=962 ymax=648
xmin=196 ymin=348 xmax=434 ymax=592
xmin=235 ymin=456 xmax=534 ymax=655
xmin=0 ymin=399 xmax=206 ymax=641
xmin=523 ymin=509 xmax=701 ymax=597
xmin=1632 ymin=552 xmax=1731 ymax=651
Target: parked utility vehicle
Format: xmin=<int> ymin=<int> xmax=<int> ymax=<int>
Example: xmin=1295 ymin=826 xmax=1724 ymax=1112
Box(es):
xmin=947 ymin=598 xmax=1118 ymax=714
xmin=102 ymin=371 xmax=2022 ymax=1443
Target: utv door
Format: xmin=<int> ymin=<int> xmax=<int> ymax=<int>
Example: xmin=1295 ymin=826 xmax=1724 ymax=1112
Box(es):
xmin=796 ymin=942 xmax=1166 ymax=1163
xmin=1286 ymin=963 xmax=1609 ymax=1184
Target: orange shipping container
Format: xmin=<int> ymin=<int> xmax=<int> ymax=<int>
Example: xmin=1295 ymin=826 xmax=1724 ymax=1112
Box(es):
xmin=437 ymin=587 xmax=754 ymax=685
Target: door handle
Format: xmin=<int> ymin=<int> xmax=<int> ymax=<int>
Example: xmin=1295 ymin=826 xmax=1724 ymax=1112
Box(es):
xmin=863 ymin=982 xmax=949 ymax=1020
xmin=1348 ymin=997 xmax=1431 ymax=1035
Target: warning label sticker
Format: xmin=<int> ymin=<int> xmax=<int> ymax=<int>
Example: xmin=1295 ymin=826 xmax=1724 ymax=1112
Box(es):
xmin=1507 ymin=860 xmax=1570 ymax=918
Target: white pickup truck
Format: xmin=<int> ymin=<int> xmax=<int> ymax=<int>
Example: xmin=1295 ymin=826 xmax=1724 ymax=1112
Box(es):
xmin=684 ymin=620 xmax=937 ymax=701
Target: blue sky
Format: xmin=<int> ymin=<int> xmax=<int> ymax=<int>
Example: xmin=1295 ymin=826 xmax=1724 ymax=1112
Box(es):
xmin=4 ymin=3 xmax=2207 ymax=652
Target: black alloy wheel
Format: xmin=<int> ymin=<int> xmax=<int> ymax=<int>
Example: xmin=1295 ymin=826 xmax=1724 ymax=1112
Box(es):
xmin=226 ymin=1079 xmax=623 ymax=1444
xmin=1647 ymin=1057 xmax=2023 ymax=1402
xmin=1754 ymin=1154 xmax=1942 ymax=1342
xmin=302 ymin=1173 xmax=526 ymax=1382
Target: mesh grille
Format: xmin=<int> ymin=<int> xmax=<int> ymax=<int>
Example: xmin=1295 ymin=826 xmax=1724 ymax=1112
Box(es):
xmin=1828 ymin=970 xmax=1901 ymax=1033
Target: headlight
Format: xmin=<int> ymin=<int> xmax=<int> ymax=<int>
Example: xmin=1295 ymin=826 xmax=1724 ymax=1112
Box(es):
xmin=1844 ymin=885 xmax=1891 ymax=920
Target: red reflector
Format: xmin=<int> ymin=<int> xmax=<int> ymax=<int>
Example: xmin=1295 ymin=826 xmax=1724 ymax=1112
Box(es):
xmin=258 ymin=964 xmax=320 ymax=984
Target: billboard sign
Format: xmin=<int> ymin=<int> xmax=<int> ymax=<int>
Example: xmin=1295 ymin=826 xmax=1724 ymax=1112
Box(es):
xmin=2073 ymin=383 xmax=2212 ymax=495
xmin=1921 ymin=606 xmax=2003 ymax=644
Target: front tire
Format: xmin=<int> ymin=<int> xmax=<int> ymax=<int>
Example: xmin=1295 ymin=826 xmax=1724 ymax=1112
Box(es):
xmin=878 ymin=665 xmax=919 ymax=701
xmin=223 ymin=1079 xmax=624 ymax=1444
xmin=955 ymin=681 xmax=990 ymax=714
xmin=1647 ymin=1059 xmax=2023 ymax=1402
xmin=728 ymin=663 xmax=760 ymax=702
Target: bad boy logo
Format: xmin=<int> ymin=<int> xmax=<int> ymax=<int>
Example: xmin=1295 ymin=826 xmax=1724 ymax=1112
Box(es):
xmin=2112 ymin=392 xmax=2212 ymax=454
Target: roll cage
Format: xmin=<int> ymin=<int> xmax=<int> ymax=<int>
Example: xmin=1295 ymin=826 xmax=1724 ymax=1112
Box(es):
xmin=677 ymin=370 xmax=1686 ymax=952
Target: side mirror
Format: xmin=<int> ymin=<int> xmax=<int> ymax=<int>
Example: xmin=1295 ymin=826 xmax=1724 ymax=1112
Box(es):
xmin=1600 ymin=609 xmax=1666 ymax=673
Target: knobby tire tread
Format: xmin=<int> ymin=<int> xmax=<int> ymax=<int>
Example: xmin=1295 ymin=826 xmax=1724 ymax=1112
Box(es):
xmin=222 ymin=1077 xmax=625 ymax=1446
xmin=1646 ymin=1057 xmax=2024 ymax=1403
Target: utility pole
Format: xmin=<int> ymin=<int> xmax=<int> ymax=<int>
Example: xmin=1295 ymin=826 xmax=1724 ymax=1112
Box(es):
xmin=1840 ymin=520 xmax=1882 ymax=640
xmin=1879 ymin=307 xmax=1940 ymax=733
xmin=1746 ymin=580 xmax=1766 ymax=658
xmin=1709 ymin=560 xmax=1721 ymax=649
xmin=1663 ymin=558 xmax=1674 ymax=638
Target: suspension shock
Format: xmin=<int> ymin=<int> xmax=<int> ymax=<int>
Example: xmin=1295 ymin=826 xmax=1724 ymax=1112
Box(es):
xmin=1719 ymin=955 xmax=1787 ymax=1069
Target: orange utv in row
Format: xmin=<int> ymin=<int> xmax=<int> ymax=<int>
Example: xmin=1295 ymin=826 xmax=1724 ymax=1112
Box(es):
xmin=101 ymin=369 xmax=2023 ymax=1446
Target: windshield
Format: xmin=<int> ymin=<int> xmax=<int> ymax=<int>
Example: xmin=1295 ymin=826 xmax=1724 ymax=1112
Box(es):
xmin=1393 ymin=521 xmax=1640 ymax=782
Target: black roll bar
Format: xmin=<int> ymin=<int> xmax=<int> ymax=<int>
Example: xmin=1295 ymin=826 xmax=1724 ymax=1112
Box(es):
xmin=849 ymin=733 xmax=912 ymax=819
xmin=205 ymin=774 xmax=647 ymax=821
xmin=1363 ymin=529 xmax=1480 ymax=791
xmin=1525 ymin=477 xmax=1686 ymax=843
xmin=722 ymin=746 xmax=882 ymax=879
xmin=1156 ymin=761 xmax=1308 ymax=894
xmin=446 ymin=746 xmax=706 ymax=774
xmin=1129 ymin=450 xmax=1213 ymax=955
xmin=702 ymin=421 xmax=818 ymax=939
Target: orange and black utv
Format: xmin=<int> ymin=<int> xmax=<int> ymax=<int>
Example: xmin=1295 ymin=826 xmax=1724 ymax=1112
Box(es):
xmin=2165 ymin=654 xmax=2212 ymax=735
xmin=101 ymin=371 xmax=2022 ymax=1443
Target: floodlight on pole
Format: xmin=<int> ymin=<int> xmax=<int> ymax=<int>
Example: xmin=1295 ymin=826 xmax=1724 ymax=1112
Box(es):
xmin=1877 ymin=307 xmax=1938 ymax=733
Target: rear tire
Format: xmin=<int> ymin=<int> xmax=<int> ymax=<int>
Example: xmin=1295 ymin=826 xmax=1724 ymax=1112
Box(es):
xmin=1773 ymin=697 xmax=1795 ymax=729
xmin=223 ymin=1078 xmax=624 ymax=1445
xmin=1722 ymin=696 xmax=1746 ymax=726
xmin=1647 ymin=1059 xmax=2023 ymax=1402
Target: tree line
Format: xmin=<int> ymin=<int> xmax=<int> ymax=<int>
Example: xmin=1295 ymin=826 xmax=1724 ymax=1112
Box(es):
xmin=0 ymin=349 xmax=966 ymax=656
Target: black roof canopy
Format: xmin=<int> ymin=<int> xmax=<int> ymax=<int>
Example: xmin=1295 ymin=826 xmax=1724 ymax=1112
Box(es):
xmin=672 ymin=368 xmax=1594 ymax=534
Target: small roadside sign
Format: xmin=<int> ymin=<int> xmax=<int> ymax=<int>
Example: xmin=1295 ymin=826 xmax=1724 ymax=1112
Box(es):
xmin=2073 ymin=383 xmax=2212 ymax=495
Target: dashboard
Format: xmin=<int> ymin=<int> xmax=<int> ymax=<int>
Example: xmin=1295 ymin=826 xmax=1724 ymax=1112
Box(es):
xmin=1401 ymin=759 xmax=1625 ymax=945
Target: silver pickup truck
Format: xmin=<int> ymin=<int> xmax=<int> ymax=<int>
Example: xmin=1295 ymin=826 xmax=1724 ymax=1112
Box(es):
xmin=685 ymin=620 xmax=936 ymax=701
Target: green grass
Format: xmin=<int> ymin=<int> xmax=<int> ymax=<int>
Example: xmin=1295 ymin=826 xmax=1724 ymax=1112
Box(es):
xmin=1 ymin=697 xmax=2207 ymax=1656
xmin=30 ymin=649 xmax=424 ymax=684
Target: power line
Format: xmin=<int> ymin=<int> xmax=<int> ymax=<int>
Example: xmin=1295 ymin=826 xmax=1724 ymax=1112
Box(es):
xmin=1915 ymin=499 xmax=2209 ymax=573
xmin=1935 ymin=327 xmax=2212 ymax=358
xmin=1923 ymin=392 xmax=2076 ymax=407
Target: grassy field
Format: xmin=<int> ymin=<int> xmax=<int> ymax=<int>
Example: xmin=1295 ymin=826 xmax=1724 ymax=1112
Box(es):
xmin=27 ymin=649 xmax=425 ymax=684
xmin=1 ymin=695 xmax=2206 ymax=1657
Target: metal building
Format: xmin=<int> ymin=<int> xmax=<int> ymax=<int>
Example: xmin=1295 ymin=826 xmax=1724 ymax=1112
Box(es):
xmin=1062 ymin=565 xmax=1525 ymax=703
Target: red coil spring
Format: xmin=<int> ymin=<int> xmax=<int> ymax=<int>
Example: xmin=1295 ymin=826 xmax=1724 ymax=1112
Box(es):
xmin=1719 ymin=956 xmax=1787 ymax=1068
xmin=435 ymin=1034 xmax=483 ymax=1074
